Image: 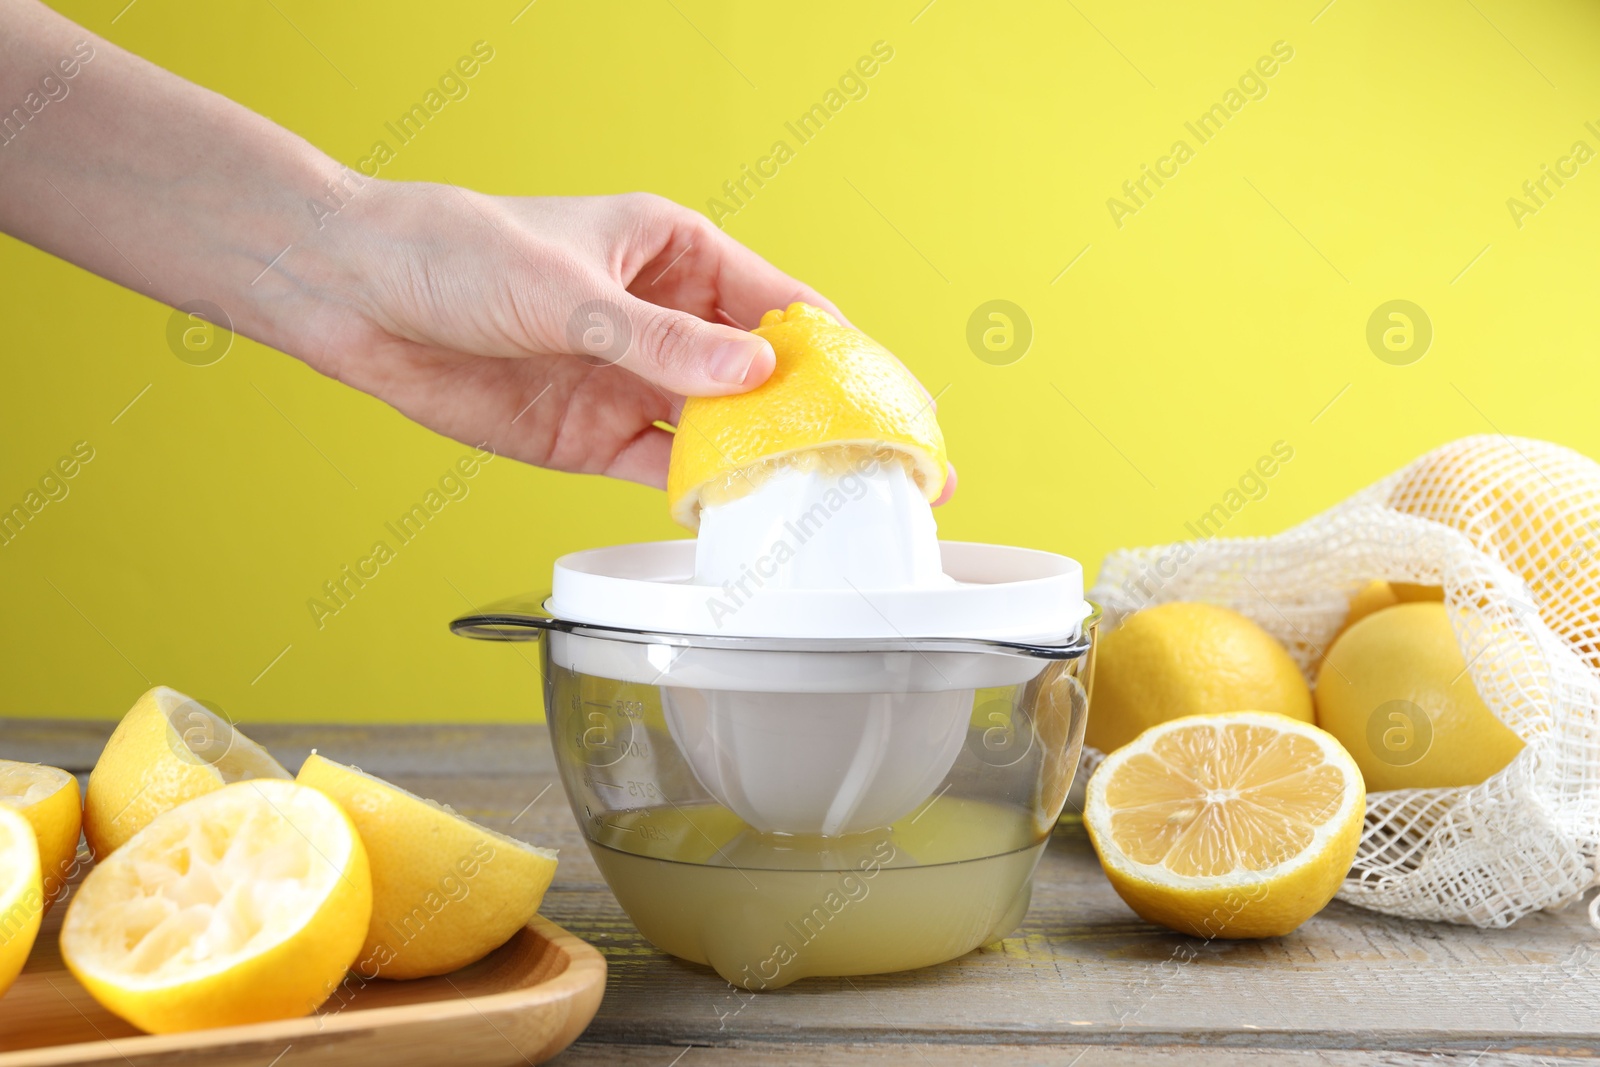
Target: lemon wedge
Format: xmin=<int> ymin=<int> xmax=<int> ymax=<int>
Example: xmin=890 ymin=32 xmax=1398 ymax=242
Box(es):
xmin=61 ymin=779 xmax=371 ymax=1033
xmin=0 ymin=803 xmax=43 ymax=999
xmin=0 ymin=760 xmax=80 ymax=914
xmin=666 ymin=303 xmax=947 ymax=530
xmin=297 ymin=753 xmax=558 ymax=980
xmin=1085 ymin=711 xmax=1365 ymax=938
xmin=84 ymin=686 xmax=290 ymax=859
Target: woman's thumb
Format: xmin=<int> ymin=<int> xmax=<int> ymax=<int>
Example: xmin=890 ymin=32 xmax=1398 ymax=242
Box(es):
xmin=604 ymin=298 xmax=774 ymax=396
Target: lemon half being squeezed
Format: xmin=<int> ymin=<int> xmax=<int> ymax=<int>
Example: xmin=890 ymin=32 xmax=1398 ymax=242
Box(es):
xmin=666 ymin=303 xmax=948 ymax=530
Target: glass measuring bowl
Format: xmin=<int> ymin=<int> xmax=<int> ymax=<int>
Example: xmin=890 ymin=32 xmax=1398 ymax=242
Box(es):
xmin=453 ymin=602 xmax=1097 ymax=990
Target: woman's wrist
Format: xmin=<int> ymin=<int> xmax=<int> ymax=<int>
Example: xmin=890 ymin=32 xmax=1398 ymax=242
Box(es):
xmin=239 ymin=177 xmax=480 ymax=373
xmin=224 ymin=164 xmax=395 ymax=363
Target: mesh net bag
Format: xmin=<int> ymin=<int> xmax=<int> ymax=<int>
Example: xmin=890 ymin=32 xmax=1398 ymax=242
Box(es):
xmin=1086 ymin=435 xmax=1600 ymax=928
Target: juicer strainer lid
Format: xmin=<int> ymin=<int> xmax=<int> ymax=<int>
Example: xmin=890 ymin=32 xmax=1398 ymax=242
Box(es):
xmin=545 ymin=540 xmax=1088 ymax=641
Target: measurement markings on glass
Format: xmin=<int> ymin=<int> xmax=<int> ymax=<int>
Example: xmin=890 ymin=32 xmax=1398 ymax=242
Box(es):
xmin=583 ymin=698 xmax=643 ymax=718
xmin=598 ymin=814 xmax=667 ymax=841
xmin=573 ymin=695 xmax=650 ymax=763
xmin=584 ymin=775 xmax=662 ymax=797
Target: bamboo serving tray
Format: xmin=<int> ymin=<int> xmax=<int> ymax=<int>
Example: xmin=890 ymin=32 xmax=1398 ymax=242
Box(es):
xmin=0 ymin=907 xmax=606 ymax=1067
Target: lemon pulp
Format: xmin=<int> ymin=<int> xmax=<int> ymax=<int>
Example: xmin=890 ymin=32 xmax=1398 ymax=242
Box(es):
xmin=1102 ymin=723 xmax=1349 ymax=876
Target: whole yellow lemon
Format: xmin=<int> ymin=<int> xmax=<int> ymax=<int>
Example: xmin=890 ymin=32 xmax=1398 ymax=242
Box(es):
xmin=1314 ymin=602 xmax=1523 ymax=791
xmin=1084 ymin=602 xmax=1312 ymax=755
xmin=1341 ymin=580 xmax=1401 ymax=632
xmin=1325 ymin=581 xmax=1444 ymax=671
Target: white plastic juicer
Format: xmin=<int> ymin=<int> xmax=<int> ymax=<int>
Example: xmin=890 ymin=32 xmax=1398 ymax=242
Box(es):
xmin=453 ymin=538 xmax=1098 ymax=989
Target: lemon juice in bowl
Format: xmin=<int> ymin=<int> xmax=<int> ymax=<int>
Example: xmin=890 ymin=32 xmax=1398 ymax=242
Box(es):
xmin=543 ymin=661 xmax=1090 ymax=988
xmin=588 ymin=801 xmax=1043 ymax=988
xmin=454 ymin=304 xmax=1098 ymax=987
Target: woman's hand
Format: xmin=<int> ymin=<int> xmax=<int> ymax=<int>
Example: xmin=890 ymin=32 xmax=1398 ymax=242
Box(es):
xmin=280 ymin=185 xmax=842 ymax=489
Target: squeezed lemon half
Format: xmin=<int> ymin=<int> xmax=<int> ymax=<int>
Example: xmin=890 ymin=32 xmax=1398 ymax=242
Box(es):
xmin=61 ymin=779 xmax=371 ymax=1033
xmin=0 ymin=759 xmax=80 ymax=913
xmin=1084 ymin=711 xmax=1365 ymax=938
xmin=297 ymin=753 xmax=558 ymax=980
xmin=83 ymin=686 xmax=290 ymax=859
xmin=0 ymin=804 xmax=43 ymax=999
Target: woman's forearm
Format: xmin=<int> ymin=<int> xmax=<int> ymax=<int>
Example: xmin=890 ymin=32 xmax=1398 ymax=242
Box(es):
xmin=0 ymin=0 xmax=353 ymax=353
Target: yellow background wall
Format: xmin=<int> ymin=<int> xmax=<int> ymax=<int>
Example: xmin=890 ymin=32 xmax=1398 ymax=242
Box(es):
xmin=4 ymin=0 xmax=1599 ymax=722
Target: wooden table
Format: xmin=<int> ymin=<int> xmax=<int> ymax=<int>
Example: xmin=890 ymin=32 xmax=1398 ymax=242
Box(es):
xmin=10 ymin=719 xmax=1600 ymax=1066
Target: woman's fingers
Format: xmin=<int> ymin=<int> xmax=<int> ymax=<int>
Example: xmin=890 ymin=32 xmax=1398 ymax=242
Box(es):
xmin=603 ymin=424 xmax=676 ymax=489
xmin=617 ymin=197 xmax=848 ymax=330
xmin=703 ymin=225 xmax=850 ymax=329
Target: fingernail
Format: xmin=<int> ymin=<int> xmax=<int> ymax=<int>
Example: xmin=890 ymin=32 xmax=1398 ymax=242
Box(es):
xmin=710 ymin=338 xmax=768 ymax=385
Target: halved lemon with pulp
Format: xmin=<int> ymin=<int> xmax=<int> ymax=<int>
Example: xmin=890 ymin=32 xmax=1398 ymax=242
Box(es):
xmin=61 ymin=779 xmax=371 ymax=1033
xmin=0 ymin=803 xmax=43 ymax=999
xmin=0 ymin=760 xmax=81 ymax=914
xmin=666 ymin=303 xmax=947 ymax=530
xmin=83 ymin=686 xmax=290 ymax=859
xmin=1084 ymin=711 xmax=1365 ymax=938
